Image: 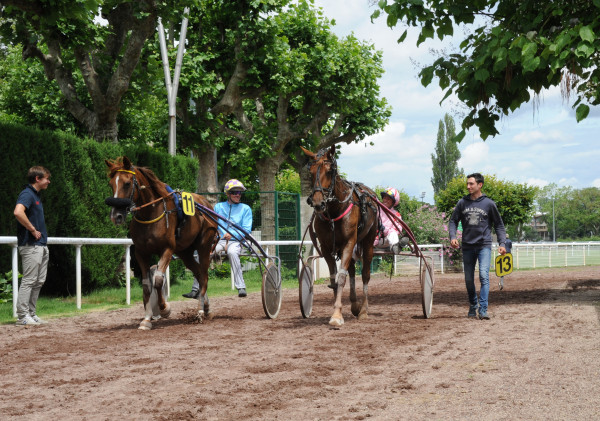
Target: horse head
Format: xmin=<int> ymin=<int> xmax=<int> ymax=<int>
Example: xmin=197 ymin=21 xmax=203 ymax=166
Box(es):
xmin=301 ymin=145 xmax=337 ymax=214
xmin=105 ymin=156 xmax=137 ymax=225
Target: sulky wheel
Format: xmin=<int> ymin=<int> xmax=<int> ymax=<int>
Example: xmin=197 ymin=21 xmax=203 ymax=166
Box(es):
xmin=261 ymin=263 xmax=282 ymax=319
xmin=298 ymin=264 xmax=314 ymax=318
xmin=420 ymin=257 xmax=434 ymax=319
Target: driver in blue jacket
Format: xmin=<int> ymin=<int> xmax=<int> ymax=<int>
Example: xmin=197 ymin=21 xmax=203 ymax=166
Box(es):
xmin=183 ymin=179 xmax=253 ymax=298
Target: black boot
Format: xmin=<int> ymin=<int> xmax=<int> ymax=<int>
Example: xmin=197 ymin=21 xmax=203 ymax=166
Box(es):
xmin=182 ymin=290 xmax=199 ymax=299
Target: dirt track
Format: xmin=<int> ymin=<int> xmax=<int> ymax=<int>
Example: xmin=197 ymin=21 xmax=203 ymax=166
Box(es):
xmin=1 ymin=266 xmax=599 ymax=420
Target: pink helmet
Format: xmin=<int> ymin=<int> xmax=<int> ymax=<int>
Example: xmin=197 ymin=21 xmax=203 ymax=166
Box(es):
xmin=381 ymin=187 xmax=400 ymax=207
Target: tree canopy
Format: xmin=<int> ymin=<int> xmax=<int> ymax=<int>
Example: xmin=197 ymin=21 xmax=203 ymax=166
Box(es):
xmin=373 ymin=0 xmax=600 ymax=140
xmin=436 ymin=174 xmax=538 ymax=231
xmin=0 ymin=0 xmax=190 ymax=141
xmin=431 ymin=113 xmax=463 ymax=196
xmin=537 ymin=184 xmax=600 ymax=239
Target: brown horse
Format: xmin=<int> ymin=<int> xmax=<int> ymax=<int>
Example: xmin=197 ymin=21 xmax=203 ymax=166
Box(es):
xmin=105 ymin=157 xmax=218 ymax=330
xmin=302 ymin=146 xmax=379 ymax=327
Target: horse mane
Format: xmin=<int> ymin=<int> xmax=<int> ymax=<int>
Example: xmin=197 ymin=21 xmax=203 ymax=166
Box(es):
xmin=134 ymin=166 xmax=170 ymax=198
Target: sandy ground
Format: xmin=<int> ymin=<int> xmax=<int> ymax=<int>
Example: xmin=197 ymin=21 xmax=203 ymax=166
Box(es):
xmin=0 ymin=266 xmax=598 ymax=420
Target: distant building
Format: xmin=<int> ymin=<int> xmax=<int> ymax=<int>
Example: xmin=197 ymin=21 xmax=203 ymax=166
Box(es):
xmin=528 ymin=212 xmax=549 ymax=240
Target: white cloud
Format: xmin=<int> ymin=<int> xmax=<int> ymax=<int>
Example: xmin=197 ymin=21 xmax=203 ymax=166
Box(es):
xmin=512 ymin=130 xmax=566 ymax=145
xmin=558 ymin=177 xmax=578 ymax=186
xmin=458 ymin=142 xmax=490 ymax=172
xmin=341 ymin=121 xmax=407 ymax=157
xmin=592 ymin=179 xmax=600 ymax=188
xmin=527 ymin=178 xmax=550 ymax=188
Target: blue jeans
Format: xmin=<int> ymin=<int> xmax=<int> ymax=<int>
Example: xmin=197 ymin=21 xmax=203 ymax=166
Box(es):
xmin=462 ymin=247 xmax=492 ymax=313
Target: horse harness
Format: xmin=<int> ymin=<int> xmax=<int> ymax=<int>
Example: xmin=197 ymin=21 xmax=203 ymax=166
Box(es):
xmin=111 ymin=168 xmax=181 ymax=229
xmin=307 ymin=154 xmax=378 ymax=259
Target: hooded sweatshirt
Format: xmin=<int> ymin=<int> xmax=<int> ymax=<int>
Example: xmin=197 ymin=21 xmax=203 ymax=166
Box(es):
xmin=448 ymin=194 xmax=506 ymax=249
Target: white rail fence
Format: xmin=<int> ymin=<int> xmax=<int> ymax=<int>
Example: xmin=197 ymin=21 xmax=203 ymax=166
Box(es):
xmin=0 ymin=236 xmax=303 ymax=318
xmin=498 ymin=242 xmax=600 ymax=269
xmin=391 ymin=242 xmax=600 ymax=275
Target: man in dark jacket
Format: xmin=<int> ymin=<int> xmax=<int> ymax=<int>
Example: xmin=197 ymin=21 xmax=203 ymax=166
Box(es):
xmin=13 ymin=166 xmax=51 ymax=326
xmin=449 ymin=173 xmax=507 ymax=320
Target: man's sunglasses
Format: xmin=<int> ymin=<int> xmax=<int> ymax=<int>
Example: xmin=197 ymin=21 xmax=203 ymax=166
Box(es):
xmin=229 ymin=191 xmax=242 ymax=196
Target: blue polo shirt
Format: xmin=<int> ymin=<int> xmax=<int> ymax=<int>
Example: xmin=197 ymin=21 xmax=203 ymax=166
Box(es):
xmin=16 ymin=184 xmax=47 ymax=246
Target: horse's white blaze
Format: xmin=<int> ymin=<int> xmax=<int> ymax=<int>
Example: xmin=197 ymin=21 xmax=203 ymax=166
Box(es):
xmin=113 ymin=174 xmax=120 ymax=197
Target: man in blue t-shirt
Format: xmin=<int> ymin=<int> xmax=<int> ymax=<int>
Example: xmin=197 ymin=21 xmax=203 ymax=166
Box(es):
xmin=183 ymin=179 xmax=253 ymax=299
xmin=449 ymin=173 xmax=507 ymax=320
xmin=13 ymin=166 xmax=51 ymax=326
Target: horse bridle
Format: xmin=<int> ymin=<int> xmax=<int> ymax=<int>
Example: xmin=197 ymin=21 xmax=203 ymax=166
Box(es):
xmin=106 ymin=168 xmax=175 ymax=225
xmin=307 ymin=154 xmax=338 ymax=207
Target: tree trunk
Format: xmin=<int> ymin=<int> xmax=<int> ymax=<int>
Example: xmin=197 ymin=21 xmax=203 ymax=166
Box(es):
xmin=194 ymin=145 xmax=219 ymax=206
xmin=256 ymin=157 xmax=282 ymax=241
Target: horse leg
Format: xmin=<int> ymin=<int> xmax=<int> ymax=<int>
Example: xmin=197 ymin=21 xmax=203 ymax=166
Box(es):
xmin=137 ymin=255 xmax=154 ymax=330
xmin=154 ymin=250 xmax=175 ymax=319
xmin=180 ymin=250 xmax=211 ymax=323
xmin=330 ymin=242 xmax=359 ymax=327
xmin=325 ymin=257 xmax=338 ymax=295
xmin=357 ymin=245 xmax=374 ymax=320
xmin=349 ymin=261 xmax=360 ymax=317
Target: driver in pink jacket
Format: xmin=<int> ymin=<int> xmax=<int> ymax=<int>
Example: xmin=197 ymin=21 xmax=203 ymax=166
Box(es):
xmin=353 ymin=187 xmax=409 ymax=262
xmin=374 ymin=187 xmax=409 ymax=254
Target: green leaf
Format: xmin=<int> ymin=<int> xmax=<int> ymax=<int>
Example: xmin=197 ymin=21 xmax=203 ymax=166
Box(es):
xmin=420 ymin=66 xmax=435 ymax=87
xmin=397 ymin=29 xmax=408 ymax=43
xmin=452 ymin=130 xmax=466 ymax=143
xmin=522 ymin=41 xmax=538 ymax=59
xmin=474 ymin=68 xmax=490 ymax=82
xmin=522 ymin=56 xmax=540 ymax=73
xmin=579 ymin=26 xmax=596 ymax=43
xmin=576 ymin=43 xmax=595 ymax=58
xmin=576 ymin=104 xmax=590 ymax=122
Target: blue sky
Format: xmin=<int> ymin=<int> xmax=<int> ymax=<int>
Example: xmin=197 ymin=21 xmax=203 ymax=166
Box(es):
xmin=313 ymin=0 xmax=600 ymax=203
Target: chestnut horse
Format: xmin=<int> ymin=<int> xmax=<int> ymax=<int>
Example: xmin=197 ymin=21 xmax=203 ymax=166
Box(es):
xmin=302 ymin=146 xmax=379 ymax=327
xmin=105 ymin=157 xmax=218 ymax=330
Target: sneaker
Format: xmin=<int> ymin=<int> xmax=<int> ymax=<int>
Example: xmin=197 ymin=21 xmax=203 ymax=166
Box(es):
xmin=15 ymin=315 xmax=40 ymax=326
xmin=31 ymin=315 xmax=48 ymax=324
xmin=238 ymin=288 xmax=247 ymax=297
xmin=479 ymin=311 xmax=491 ymax=320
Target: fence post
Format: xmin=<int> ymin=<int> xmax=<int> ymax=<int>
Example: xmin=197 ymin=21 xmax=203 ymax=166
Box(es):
xmin=12 ymin=245 xmax=18 ymax=318
xmin=76 ymin=245 xmax=82 ymax=309
xmin=274 ymin=192 xmax=279 ymax=257
xmin=295 ymin=193 xmax=301 ymax=241
xmin=125 ymin=245 xmax=131 ymax=305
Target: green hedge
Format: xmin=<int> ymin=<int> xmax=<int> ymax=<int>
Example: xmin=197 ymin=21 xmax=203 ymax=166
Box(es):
xmin=0 ymin=118 xmax=198 ymax=295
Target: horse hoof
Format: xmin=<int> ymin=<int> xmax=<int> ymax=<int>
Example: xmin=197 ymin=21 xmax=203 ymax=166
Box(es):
xmin=205 ymin=311 xmax=214 ymax=320
xmin=358 ymin=312 xmax=368 ymax=321
xmin=196 ymin=310 xmax=205 ymax=324
xmin=160 ymin=302 xmax=171 ymax=318
xmin=139 ymin=319 xmax=152 ymax=330
xmin=351 ymin=303 xmax=361 ymax=317
xmin=328 ymin=316 xmax=344 ymax=327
